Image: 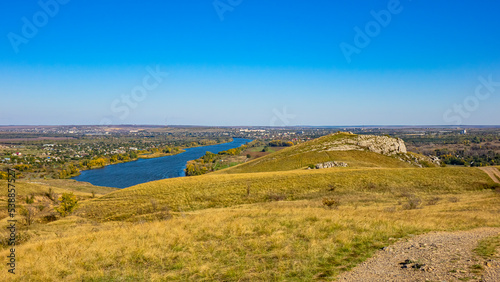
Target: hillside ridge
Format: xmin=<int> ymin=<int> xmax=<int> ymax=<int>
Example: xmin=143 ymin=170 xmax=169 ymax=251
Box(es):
xmin=215 ymin=132 xmax=429 ymax=174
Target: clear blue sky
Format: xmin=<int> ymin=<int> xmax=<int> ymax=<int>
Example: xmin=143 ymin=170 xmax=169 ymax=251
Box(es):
xmin=1 ymin=0 xmax=499 ymax=126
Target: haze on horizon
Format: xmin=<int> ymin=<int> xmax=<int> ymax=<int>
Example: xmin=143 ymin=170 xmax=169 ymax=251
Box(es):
xmin=0 ymin=1 xmax=499 ymax=126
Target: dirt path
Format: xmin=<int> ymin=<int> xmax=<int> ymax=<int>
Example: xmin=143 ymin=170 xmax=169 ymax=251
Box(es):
xmin=337 ymin=228 xmax=500 ymax=281
xmin=479 ymin=167 xmax=500 ymax=183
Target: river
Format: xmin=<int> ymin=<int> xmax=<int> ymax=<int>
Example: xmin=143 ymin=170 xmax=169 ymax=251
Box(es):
xmin=72 ymin=138 xmax=252 ymax=188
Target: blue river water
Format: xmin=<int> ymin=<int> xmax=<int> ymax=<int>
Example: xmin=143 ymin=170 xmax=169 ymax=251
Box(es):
xmin=72 ymin=138 xmax=252 ymax=188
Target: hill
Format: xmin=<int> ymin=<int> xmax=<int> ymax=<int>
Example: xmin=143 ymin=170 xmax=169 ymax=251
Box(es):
xmin=213 ymin=132 xmax=434 ymax=174
xmin=76 ymin=166 xmax=489 ymax=222
xmin=1 ymin=166 xmax=499 ymax=280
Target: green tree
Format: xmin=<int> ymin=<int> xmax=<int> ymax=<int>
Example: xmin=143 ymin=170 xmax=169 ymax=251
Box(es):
xmin=55 ymin=193 xmax=78 ymax=217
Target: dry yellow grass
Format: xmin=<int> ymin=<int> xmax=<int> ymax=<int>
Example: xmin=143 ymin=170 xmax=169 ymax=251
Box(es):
xmin=77 ymin=167 xmax=494 ymax=221
xmin=0 ymin=179 xmax=117 ymax=244
xmin=1 ymin=190 xmax=499 ymax=281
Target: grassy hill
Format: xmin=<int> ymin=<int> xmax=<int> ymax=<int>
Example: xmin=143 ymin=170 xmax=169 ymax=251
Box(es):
xmin=76 ymin=167 xmax=492 ymax=222
xmin=1 ymin=167 xmax=499 ymax=280
xmin=213 ymin=132 xmax=428 ymax=174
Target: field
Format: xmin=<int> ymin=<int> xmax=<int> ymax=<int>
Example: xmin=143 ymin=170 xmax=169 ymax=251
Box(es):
xmin=76 ymin=167 xmax=493 ymax=221
xmin=1 ymin=168 xmax=499 ymax=280
xmin=1 ymin=133 xmax=499 ymax=280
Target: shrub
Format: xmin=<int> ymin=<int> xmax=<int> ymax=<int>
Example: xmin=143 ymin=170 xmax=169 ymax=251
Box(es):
xmin=267 ymin=193 xmax=286 ymax=201
xmin=25 ymin=194 xmax=35 ymax=204
xmin=426 ymin=197 xmax=441 ymax=206
xmin=19 ymin=206 xmax=37 ymax=226
xmin=43 ymin=214 xmax=57 ymax=223
xmin=322 ymin=197 xmax=339 ymax=209
xmin=483 ymin=183 xmax=500 ymax=190
xmin=327 ymin=184 xmax=336 ymax=192
xmin=45 ymin=188 xmax=55 ymax=201
xmin=55 ymin=193 xmax=78 ymax=217
xmin=150 ymin=199 xmax=158 ymax=212
xmin=420 ymin=161 xmax=435 ymax=167
xmin=402 ymin=194 xmax=421 ymax=210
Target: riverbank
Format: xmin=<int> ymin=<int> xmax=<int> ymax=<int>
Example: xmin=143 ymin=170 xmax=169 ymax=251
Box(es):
xmin=65 ymin=139 xmax=234 ymax=180
xmin=71 ymin=138 xmax=252 ymax=188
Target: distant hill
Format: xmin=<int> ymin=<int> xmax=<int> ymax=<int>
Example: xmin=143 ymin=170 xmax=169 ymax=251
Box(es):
xmin=214 ymin=132 xmax=434 ymax=174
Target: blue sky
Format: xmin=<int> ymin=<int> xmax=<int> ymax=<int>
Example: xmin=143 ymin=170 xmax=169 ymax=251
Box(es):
xmin=0 ymin=0 xmax=499 ymax=126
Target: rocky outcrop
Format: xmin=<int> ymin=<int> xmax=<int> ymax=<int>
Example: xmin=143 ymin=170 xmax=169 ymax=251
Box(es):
xmin=312 ymin=133 xmax=407 ymax=156
xmin=315 ymin=161 xmax=348 ymax=169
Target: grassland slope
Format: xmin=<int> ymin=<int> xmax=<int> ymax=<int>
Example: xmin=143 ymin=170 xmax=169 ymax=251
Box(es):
xmin=213 ymin=132 xmax=430 ymax=174
xmin=76 ymin=167 xmax=494 ymax=222
xmin=3 ymin=186 xmax=500 ymax=281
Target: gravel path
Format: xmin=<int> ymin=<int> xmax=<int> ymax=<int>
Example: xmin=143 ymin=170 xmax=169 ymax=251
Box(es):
xmin=479 ymin=167 xmax=500 ymax=183
xmin=337 ymin=228 xmax=500 ymax=281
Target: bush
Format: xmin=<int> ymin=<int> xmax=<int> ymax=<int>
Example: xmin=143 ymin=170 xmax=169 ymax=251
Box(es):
xmin=426 ymin=197 xmax=441 ymax=206
xmin=267 ymin=193 xmax=286 ymax=201
xmin=45 ymin=188 xmax=56 ymax=201
xmin=19 ymin=206 xmax=37 ymax=226
xmin=25 ymin=194 xmax=35 ymax=204
xmin=55 ymin=193 xmax=78 ymax=217
xmin=322 ymin=197 xmax=340 ymax=209
xmin=483 ymin=183 xmax=500 ymax=190
xmin=420 ymin=161 xmax=435 ymax=167
xmin=402 ymin=194 xmax=421 ymax=210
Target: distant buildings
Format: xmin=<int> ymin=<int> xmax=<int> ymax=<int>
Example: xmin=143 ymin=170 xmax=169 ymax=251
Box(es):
xmin=239 ymin=129 xmax=266 ymax=133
